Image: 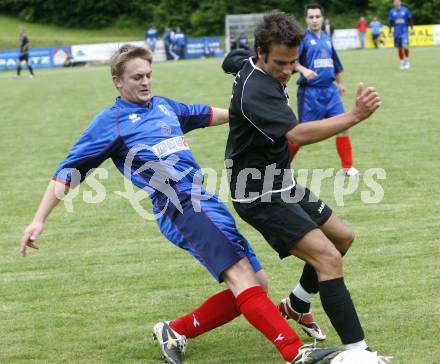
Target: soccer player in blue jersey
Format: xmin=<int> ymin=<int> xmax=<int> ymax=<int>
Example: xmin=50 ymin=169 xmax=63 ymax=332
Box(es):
xmin=288 ymin=3 xmax=360 ymax=177
xmin=20 ymin=45 xmax=339 ymax=364
xmin=388 ymin=0 xmax=414 ymax=70
xmin=369 ymin=17 xmax=384 ymax=49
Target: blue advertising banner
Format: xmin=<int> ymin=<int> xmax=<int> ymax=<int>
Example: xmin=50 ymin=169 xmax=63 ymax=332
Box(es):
xmin=0 ymin=46 xmax=72 ymax=71
xmin=185 ymin=37 xmax=223 ymax=59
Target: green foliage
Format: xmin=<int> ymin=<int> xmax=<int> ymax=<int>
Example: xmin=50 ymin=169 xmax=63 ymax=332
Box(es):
xmin=0 ymin=0 xmax=439 ymax=34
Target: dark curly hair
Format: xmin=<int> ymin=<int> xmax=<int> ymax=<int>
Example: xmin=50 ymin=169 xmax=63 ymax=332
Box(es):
xmin=254 ymin=10 xmax=305 ymax=59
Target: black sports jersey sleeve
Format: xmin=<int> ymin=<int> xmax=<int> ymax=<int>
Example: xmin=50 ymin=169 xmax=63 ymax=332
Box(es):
xmin=241 ymin=77 xmax=297 ymax=142
xmin=222 ymin=49 xmax=253 ymax=75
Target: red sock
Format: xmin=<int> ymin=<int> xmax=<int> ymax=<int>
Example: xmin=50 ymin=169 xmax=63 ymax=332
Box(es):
xmin=235 ymin=286 xmax=302 ymax=362
xmin=404 ymin=48 xmax=409 ymax=57
xmin=336 ymin=135 xmax=353 ymax=169
xmin=288 ymin=141 xmax=300 ymax=164
xmin=398 ymin=48 xmax=404 ymax=60
xmin=170 ymin=289 xmax=240 ymax=338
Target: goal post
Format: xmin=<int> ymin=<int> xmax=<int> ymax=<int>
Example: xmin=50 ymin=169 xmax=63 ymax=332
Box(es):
xmin=225 ymin=13 xmax=264 ymax=53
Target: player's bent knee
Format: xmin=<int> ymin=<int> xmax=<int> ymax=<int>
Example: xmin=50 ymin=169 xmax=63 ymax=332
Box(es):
xmin=222 ymin=258 xmax=260 ymax=296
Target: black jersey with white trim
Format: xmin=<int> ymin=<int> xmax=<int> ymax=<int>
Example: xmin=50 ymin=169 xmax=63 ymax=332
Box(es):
xmin=222 ymin=49 xmax=298 ymax=201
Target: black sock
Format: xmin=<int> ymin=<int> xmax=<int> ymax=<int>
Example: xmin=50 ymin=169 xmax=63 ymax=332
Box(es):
xmin=288 ymin=292 xmax=310 ymax=313
xmin=319 ymin=277 xmax=364 ymax=344
xmin=300 ymin=263 xmax=319 ymax=294
xmin=17 ymin=66 xmax=21 ymax=76
xmin=28 ymin=65 xmax=34 ymax=75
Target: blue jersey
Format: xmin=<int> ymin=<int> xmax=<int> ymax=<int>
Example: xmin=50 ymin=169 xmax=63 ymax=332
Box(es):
xmin=369 ymin=20 xmax=383 ymax=36
xmin=173 ymin=32 xmax=186 ymax=46
xmin=146 ymin=28 xmax=158 ymax=40
xmin=388 ymin=6 xmax=413 ymax=36
xmin=53 ymin=96 xmax=212 ymax=198
xmin=297 ymin=29 xmax=343 ymax=87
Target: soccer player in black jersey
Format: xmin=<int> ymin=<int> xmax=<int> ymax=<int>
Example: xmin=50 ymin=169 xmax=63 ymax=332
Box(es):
xmin=222 ymin=10 xmax=390 ymax=362
xmin=16 ymin=26 xmax=35 ymax=78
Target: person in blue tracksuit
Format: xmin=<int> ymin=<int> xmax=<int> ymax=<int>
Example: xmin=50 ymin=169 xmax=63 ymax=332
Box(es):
xmin=19 ymin=44 xmax=337 ymax=364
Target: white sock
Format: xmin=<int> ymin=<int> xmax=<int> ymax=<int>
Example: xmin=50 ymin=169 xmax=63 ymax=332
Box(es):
xmin=345 ymin=340 xmax=368 ymax=350
xmin=292 ymin=283 xmax=316 ymax=304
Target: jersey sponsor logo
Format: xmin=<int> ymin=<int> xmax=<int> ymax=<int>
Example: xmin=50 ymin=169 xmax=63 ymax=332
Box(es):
xmin=151 ymin=136 xmax=190 ymax=158
xmin=129 ymin=113 xmax=141 ymax=123
xmin=313 ymin=58 xmax=334 ymax=68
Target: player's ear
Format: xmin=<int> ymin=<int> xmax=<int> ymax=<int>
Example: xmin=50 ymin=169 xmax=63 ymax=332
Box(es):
xmin=112 ymin=75 xmax=122 ymax=89
xmin=256 ymin=46 xmax=267 ymax=62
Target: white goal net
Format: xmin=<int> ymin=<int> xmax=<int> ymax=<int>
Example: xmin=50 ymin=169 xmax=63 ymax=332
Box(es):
xmin=225 ymin=13 xmax=264 ymax=53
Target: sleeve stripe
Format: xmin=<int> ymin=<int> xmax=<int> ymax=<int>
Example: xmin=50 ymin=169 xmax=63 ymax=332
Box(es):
xmin=208 ymin=106 xmax=214 ymax=127
xmin=52 ymin=177 xmax=70 ymax=187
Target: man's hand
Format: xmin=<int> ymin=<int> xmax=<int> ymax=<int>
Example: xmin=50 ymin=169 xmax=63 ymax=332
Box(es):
xmin=409 ymin=29 xmax=415 ymax=36
xmin=337 ymin=83 xmax=346 ymax=97
xmin=303 ymin=68 xmax=318 ymax=81
xmin=352 ymin=83 xmax=381 ymax=123
xmin=20 ymin=221 xmax=43 ymax=256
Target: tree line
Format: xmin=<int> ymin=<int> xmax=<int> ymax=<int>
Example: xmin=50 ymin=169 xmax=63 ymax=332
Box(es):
xmin=0 ymin=0 xmax=438 ymax=35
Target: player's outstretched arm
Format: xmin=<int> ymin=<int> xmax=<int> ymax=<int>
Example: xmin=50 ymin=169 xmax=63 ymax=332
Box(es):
xmin=210 ymin=107 xmax=229 ymax=126
xmin=20 ymin=180 xmax=68 ymax=257
xmin=286 ymin=83 xmax=380 ymax=146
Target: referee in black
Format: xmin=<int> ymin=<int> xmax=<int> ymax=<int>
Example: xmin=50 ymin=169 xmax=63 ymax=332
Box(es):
xmin=16 ymin=26 xmax=35 ymax=78
xmin=222 ymin=10 xmax=387 ymax=357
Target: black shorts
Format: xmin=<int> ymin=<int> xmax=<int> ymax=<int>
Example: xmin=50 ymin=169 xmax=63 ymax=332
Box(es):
xmin=18 ymin=53 xmax=29 ymax=62
xmin=233 ymin=184 xmax=332 ymax=259
xmin=372 ymin=34 xmax=380 ymax=40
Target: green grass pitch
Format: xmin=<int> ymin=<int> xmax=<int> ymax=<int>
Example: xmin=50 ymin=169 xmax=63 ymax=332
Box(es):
xmin=1 ymin=47 xmax=439 ymax=363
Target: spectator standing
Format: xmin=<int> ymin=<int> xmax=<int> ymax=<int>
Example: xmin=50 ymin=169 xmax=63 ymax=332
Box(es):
xmin=321 ymin=18 xmax=335 ymax=41
xmin=145 ymin=25 xmax=158 ymax=53
xmin=238 ymin=33 xmax=249 ymax=50
xmin=356 ymin=17 xmax=368 ymax=48
xmin=171 ymin=27 xmax=186 ymax=60
xmin=163 ymin=27 xmax=173 ymax=61
xmin=230 ymin=34 xmax=238 ymax=50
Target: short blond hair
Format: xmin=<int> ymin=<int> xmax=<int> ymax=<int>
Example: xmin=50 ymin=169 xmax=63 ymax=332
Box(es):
xmin=110 ymin=44 xmax=153 ymax=77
